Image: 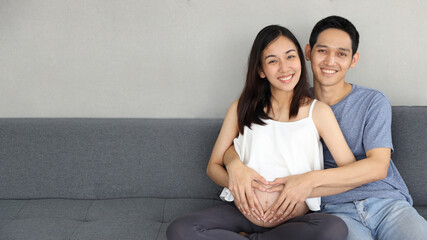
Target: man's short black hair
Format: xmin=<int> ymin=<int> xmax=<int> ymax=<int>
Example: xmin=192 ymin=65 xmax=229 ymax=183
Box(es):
xmin=309 ymin=15 xmax=360 ymax=56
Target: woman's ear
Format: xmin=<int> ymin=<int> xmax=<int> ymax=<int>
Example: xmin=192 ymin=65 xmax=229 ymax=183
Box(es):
xmin=258 ymin=68 xmax=266 ymax=79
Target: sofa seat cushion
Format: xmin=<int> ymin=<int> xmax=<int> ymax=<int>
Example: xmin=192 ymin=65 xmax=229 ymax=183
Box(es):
xmin=415 ymin=205 xmax=427 ymax=220
xmin=0 ymin=198 xmax=225 ymax=240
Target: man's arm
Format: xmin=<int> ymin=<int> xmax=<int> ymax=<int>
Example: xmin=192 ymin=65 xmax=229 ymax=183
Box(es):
xmin=310 ymin=148 xmax=390 ymax=194
xmin=265 ymin=98 xmax=392 ymax=221
xmin=261 ymin=148 xmax=390 ymax=222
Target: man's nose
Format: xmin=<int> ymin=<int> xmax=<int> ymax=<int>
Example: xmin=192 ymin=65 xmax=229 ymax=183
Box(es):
xmin=324 ymin=53 xmax=336 ymax=65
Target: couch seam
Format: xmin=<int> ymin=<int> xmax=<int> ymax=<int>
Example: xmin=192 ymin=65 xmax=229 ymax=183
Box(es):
xmin=84 ymin=200 xmax=95 ymax=222
xmin=0 ymin=200 xmax=30 ymax=236
xmin=155 ymin=199 xmax=167 ymax=240
xmin=15 ymin=199 xmax=29 ymax=219
xmin=156 ymin=222 xmax=164 ymax=240
xmin=67 ymin=221 xmax=84 ymax=240
xmin=67 ymin=200 xmax=94 ymax=240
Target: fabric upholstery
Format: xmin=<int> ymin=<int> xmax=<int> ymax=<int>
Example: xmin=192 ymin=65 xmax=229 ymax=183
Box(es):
xmin=0 ymin=118 xmax=223 ymax=199
xmin=0 ymin=107 xmax=425 ymax=239
xmin=0 ymin=199 xmax=224 ymax=240
xmin=391 ymin=106 xmax=427 ymax=205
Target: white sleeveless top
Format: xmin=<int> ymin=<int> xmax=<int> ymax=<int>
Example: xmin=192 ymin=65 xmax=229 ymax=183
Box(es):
xmin=220 ymin=100 xmax=323 ymax=211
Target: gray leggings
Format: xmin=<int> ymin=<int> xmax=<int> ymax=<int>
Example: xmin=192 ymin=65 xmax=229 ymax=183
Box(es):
xmin=166 ymin=203 xmax=348 ymax=240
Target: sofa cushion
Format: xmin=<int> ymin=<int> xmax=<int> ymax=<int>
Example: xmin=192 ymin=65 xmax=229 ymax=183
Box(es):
xmin=391 ymin=106 xmax=427 ymax=205
xmin=415 ymin=206 xmax=427 ymax=220
xmin=0 ymin=198 xmax=224 ymax=240
xmin=0 ymin=119 xmax=223 ymax=200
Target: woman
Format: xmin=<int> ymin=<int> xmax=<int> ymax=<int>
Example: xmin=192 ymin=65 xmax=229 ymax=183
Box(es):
xmin=167 ymin=25 xmax=354 ymax=240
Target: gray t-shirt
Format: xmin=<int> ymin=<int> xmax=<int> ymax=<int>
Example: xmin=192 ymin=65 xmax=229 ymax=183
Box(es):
xmin=317 ymin=84 xmax=412 ymax=205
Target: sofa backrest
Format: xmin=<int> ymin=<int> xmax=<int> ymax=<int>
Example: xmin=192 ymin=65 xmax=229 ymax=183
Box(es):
xmin=391 ymin=106 xmax=427 ymax=205
xmin=0 ymin=118 xmax=223 ymax=200
xmin=0 ymin=106 xmax=426 ymax=205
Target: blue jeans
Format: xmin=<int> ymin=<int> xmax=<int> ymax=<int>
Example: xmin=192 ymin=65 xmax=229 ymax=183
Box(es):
xmin=321 ymin=198 xmax=427 ymax=240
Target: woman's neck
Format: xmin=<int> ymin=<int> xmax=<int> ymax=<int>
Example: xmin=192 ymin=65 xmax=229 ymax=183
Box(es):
xmin=269 ymin=89 xmax=293 ymax=119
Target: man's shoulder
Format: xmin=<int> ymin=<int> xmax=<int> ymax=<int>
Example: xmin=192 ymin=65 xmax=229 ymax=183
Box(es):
xmin=352 ymin=84 xmax=388 ymax=99
xmin=349 ymin=84 xmax=391 ymax=106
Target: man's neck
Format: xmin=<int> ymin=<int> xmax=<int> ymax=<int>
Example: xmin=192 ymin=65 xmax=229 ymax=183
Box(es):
xmin=313 ymin=80 xmax=352 ymax=106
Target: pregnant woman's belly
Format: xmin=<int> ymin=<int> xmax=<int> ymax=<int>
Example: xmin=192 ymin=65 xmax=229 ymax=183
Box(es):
xmin=236 ymin=184 xmax=287 ymax=228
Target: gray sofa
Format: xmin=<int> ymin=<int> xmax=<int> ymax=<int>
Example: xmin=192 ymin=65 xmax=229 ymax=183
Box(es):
xmin=0 ymin=106 xmax=426 ymax=240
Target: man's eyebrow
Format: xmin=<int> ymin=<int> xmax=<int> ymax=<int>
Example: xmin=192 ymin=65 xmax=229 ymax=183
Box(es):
xmin=264 ymin=49 xmax=296 ymax=60
xmin=315 ymin=44 xmax=351 ymax=52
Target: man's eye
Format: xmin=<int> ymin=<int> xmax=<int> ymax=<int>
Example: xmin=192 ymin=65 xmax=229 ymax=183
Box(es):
xmin=338 ymin=52 xmax=347 ymax=57
xmin=318 ymin=49 xmax=326 ymax=53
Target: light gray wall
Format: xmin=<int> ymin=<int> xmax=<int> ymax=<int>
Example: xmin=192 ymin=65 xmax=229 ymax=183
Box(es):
xmin=1 ymin=0 xmax=426 ymax=118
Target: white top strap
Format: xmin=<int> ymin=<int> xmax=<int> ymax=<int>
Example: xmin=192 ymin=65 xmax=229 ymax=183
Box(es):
xmin=309 ymin=99 xmax=317 ymax=118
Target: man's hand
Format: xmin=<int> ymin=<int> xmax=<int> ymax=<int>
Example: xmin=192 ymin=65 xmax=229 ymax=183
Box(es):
xmin=226 ymin=159 xmax=268 ymax=220
xmin=263 ymin=173 xmax=314 ymax=222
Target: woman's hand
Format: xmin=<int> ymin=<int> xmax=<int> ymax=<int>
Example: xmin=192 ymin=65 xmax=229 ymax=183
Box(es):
xmin=263 ymin=173 xmax=315 ymax=222
xmin=226 ymin=159 xmax=268 ymax=220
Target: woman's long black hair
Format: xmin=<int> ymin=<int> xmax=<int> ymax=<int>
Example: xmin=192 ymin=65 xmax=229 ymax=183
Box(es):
xmin=237 ymin=25 xmax=310 ymax=134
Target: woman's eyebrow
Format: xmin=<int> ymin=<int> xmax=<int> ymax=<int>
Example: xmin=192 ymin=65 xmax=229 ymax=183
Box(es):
xmin=264 ymin=49 xmax=296 ymax=60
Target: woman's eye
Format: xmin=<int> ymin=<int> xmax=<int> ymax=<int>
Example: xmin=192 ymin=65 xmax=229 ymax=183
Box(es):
xmin=288 ymin=55 xmax=296 ymax=59
xmin=268 ymin=60 xmax=277 ymax=64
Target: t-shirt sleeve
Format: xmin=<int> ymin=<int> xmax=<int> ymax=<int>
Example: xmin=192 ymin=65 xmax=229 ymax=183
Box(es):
xmin=363 ymin=92 xmax=394 ymax=152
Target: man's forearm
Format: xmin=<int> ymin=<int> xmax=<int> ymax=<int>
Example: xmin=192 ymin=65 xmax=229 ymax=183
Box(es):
xmin=311 ymin=186 xmax=358 ymax=198
xmin=308 ymin=159 xmax=378 ymax=197
xmin=307 ymin=148 xmax=391 ymax=198
xmin=206 ymin=162 xmax=229 ymax=188
xmin=308 ymin=153 xmax=389 ymax=197
xmin=223 ymin=144 xmax=241 ymax=168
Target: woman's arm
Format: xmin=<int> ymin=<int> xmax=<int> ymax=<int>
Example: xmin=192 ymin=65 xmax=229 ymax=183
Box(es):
xmin=313 ymin=101 xmax=355 ymax=166
xmin=206 ymin=101 xmax=239 ymax=188
xmin=206 ymin=100 xmax=266 ymax=219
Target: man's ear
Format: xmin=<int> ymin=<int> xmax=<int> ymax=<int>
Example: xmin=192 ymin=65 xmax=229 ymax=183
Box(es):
xmin=304 ymin=44 xmax=311 ymax=61
xmin=350 ymin=52 xmax=360 ymax=68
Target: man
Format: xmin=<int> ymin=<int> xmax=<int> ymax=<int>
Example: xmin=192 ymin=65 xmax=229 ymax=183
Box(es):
xmin=224 ymin=16 xmax=427 ymax=239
